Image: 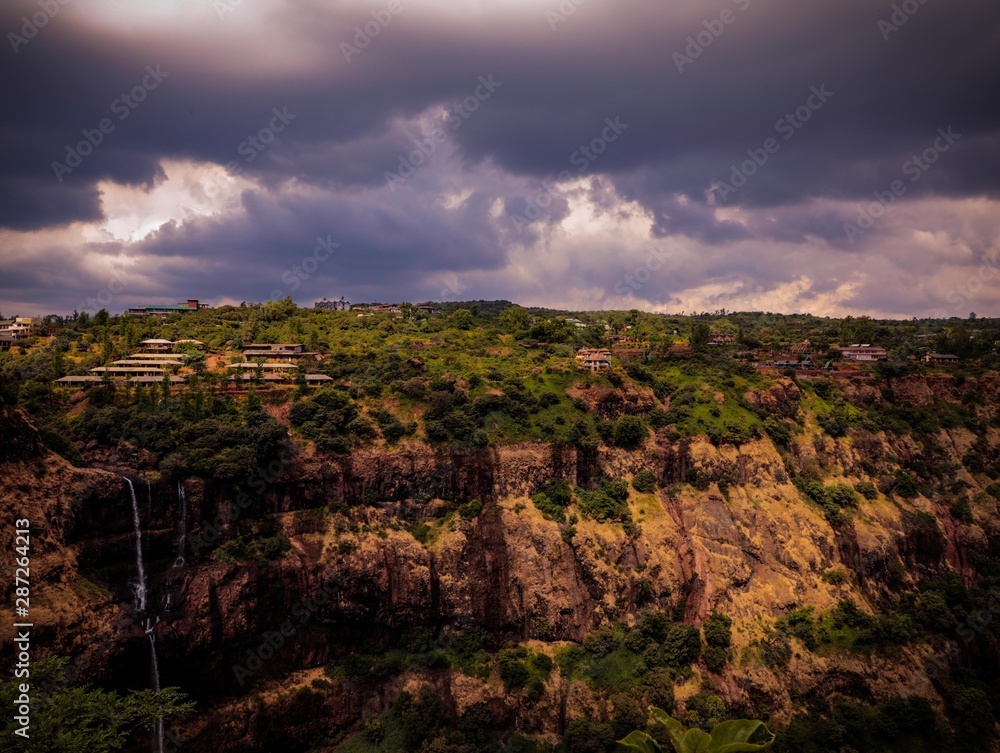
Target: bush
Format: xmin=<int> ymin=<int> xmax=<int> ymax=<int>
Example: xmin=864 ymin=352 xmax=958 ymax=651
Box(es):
xmin=564 ymin=719 xmax=615 ymax=753
xmin=532 ymin=492 xmax=565 ymax=522
xmin=632 ymin=469 xmax=657 ymax=493
xmin=703 ymin=645 xmax=728 ymax=673
xmin=458 ymin=499 xmax=483 ymax=519
xmin=498 ymin=649 xmax=530 ymax=691
xmin=613 ymin=416 xmax=646 ymax=448
xmin=893 ymin=469 xmax=920 ymax=498
xmin=760 ymin=629 xmax=792 ymax=668
xmin=703 ymin=612 xmax=732 ymax=649
xmin=663 ymin=624 xmax=701 ymax=668
xmin=821 ymin=567 xmax=850 ymax=585
xmin=854 ymin=481 xmax=878 ymax=500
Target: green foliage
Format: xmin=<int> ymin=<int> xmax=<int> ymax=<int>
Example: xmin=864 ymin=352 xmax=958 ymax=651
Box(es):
xmin=498 ymin=648 xmax=531 ymax=691
xmin=618 ymin=707 xmax=774 ymax=753
xmin=662 ymin=624 xmax=701 ymax=668
xmin=794 ymin=479 xmax=861 ymax=522
xmin=577 ymin=477 xmax=633 ymax=528
xmin=0 ymin=656 xmax=194 ymax=753
xmin=892 ymin=469 xmax=921 ymax=498
xmin=702 ymin=613 xmax=732 ymax=649
xmin=614 ymin=416 xmax=647 ymax=448
xmin=632 ymin=469 xmax=658 ymax=493
xmin=854 ymin=481 xmax=878 ymax=500
xmin=820 ymin=567 xmax=850 ymax=585
xmin=215 ymin=535 xmax=291 ymax=565
xmin=457 ymin=499 xmax=483 ymax=520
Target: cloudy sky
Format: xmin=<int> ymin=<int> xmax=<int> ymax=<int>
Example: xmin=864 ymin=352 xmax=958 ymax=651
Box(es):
xmin=1 ymin=0 xmax=998 ymax=318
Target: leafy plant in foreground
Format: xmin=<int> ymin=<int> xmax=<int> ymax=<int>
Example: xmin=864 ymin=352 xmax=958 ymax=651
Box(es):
xmin=619 ymin=707 xmax=774 ymax=753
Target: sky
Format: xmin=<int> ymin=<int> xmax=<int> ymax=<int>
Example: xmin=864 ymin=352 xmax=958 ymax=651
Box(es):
xmin=1 ymin=0 xmax=998 ymax=319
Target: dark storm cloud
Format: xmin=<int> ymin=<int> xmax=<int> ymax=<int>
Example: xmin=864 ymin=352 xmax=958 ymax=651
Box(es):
xmin=0 ymin=0 xmax=998 ymax=316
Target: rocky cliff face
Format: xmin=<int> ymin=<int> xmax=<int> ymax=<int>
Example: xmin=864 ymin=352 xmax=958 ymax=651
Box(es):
xmin=1 ymin=374 xmax=999 ymax=752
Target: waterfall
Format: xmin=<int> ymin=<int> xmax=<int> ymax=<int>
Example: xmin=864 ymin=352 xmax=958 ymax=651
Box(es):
xmin=145 ymin=618 xmax=164 ymax=753
xmin=174 ymin=482 xmax=187 ymax=568
xmin=125 ymin=477 xmax=147 ymax=613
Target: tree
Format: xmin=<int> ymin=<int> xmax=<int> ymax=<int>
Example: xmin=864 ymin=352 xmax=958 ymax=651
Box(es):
xmin=619 ymin=707 xmax=774 ymax=753
xmin=499 ymin=305 xmax=531 ymax=334
xmin=0 ymin=656 xmax=194 ymax=752
xmin=614 ymin=416 xmax=646 ymax=448
xmin=690 ymin=322 xmax=711 ymax=352
xmin=454 ymin=309 xmax=474 ymax=330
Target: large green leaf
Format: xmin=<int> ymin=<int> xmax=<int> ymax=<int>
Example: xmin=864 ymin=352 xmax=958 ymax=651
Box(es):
xmin=648 ymin=707 xmax=685 ymax=751
xmin=618 ymin=731 xmax=663 ymax=753
xmin=679 ymin=728 xmax=712 ymax=753
xmin=706 ymin=720 xmax=775 ymax=752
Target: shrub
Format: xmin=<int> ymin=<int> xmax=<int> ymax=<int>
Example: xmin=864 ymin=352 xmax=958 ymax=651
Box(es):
xmin=458 ymin=499 xmax=483 ymax=519
xmin=893 ymin=469 xmax=920 ymax=498
xmin=614 ymin=416 xmax=646 ymax=448
xmin=760 ymin=629 xmax=792 ymax=668
xmin=703 ymin=645 xmax=728 ymax=673
xmin=663 ymin=624 xmax=701 ymax=668
xmin=702 ymin=612 xmax=732 ymax=649
xmin=821 ymin=567 xmax=850 ymax=585
xmin=854 ymin=481 xmax=878 ymax=500
xmin=498 ymin=649 xmax=530 ymax=691
xmin=632 ymin=470 xmax=657 ymax=493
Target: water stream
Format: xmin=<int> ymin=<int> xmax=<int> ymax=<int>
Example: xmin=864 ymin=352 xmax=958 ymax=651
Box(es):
xmin=124 ymin=477 xmax=147 ymax=613
xmin=175 ymin=481 xmax=187 ymax=567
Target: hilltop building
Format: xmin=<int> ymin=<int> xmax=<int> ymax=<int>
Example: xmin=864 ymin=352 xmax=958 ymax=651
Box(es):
xmin=839 ymin=344 xmax=888 ymax=361
xmin=315 ymin=297 xmax=350 ymax=311
xmin=126 ymin=299 xmax=209 ymax=317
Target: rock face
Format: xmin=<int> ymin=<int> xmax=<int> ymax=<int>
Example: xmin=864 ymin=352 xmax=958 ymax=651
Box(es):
xmin=1 ymin=387 xmax=999 ymax=752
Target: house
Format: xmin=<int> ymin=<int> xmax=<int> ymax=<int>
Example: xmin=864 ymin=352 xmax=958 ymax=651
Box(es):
xmin=126 ymin=299 xmax=209 ymax=317
xmin=576 ymin=348 xmax=612 ymax=372
xmin=0 ymin=319 xmax=32 ymax=339
xmin=243 ymin=343 xmax=318 ymax=361
xmin=54 ymin=375 xmax=103 ymax=386
xmin=839 ymin=344 xmax=888 ymax=361
xmin=227 ymin=362 xmax=298 ymax=373
xmin=315 ymin=297 xmax=350 ymax=311
xmin=580 ymin=353 xmax=611 ymax=372
xmin=0 ymin=335 xmax=14 ymax=351
xmin=709 ymin=332 xmax=736 ymax=345
xmin=351 ymin=302 xmax=400 ymax=313
xmin=90 ymin=366 xmax=168 ymax=378
xmin=790 ymin=340 xmax=813 ymax=355
xmin=140 ymin=338 xmax=174 ymax=352
xmin=113 ymin=359 xmax=183 ymax=367
xmin=127 ymin=352 xmax=187 ymax=360
xmin=772 ymin=360 xmax=816 ymax=370
xmin=922 ymin=352 xmax=959 ymax=363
